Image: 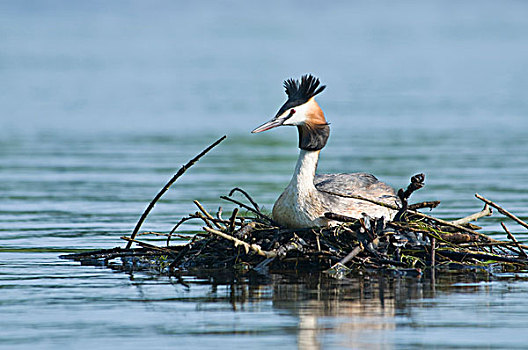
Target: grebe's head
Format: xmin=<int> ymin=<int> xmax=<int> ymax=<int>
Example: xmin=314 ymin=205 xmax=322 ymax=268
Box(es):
xmin=252 ymin=74 xmax=327 ymax=133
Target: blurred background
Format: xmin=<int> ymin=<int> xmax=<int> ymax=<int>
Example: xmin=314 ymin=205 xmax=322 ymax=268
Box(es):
xmin=2 ymin=0 xmax=527 ymax=240
xmin=1 ymin=1 xmax=528 ymax=348
xmin=2 ymin=1 xmax=527 ymax=134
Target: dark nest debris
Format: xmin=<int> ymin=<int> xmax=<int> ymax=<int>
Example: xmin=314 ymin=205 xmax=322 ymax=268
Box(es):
xmin=60 ymin=136 xmax=528 ymax=278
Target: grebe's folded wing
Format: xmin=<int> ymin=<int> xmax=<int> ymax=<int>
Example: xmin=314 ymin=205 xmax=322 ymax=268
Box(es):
xmin=315 ymin=173 xmax=398 ymax=199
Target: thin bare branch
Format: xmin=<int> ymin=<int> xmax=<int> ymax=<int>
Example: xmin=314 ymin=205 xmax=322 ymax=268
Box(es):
xmin=220 ymin=196 xmax=273 ymax=222
xmin=194 ymin=200 xmax=224 ymax=230
xmin=408 ymin=201 xmax=441 ymax=210
xmin=228 ymin=187 xmax=261 ymax=211
xmin=501 ymin=222 xmax=528 ymax=258
xmin=451 ymin=204 xmax=492 ymax=225
xmin=203 ymin=227 xmax=277 ymax=258
xmin=476 ymin=193 xmax=528 ymax=231
xmin=229 ymin=208 xmax=239 ymax=232
xmin=121 ymin=236 xmax=177 ymax=255
xmin=126 ymin=135 xmax=227 ymax=249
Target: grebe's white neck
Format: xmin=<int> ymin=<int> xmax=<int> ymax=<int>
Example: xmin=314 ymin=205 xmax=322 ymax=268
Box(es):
xmin=272 ymin=148 xmax=326 ymax=228
xmin=288 ymin=149 xmax=320 ymax=191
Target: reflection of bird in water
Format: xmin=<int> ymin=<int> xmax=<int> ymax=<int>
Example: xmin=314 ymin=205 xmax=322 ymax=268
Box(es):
xmin=252 ymin=74 xmax=400 ymax=228
xmin=271 ymin=275 xmax=398 ymax=350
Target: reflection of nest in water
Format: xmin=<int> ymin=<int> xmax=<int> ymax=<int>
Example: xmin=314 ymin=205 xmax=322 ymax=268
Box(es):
xmin=60 ymin=136 xmax=528 ymax=277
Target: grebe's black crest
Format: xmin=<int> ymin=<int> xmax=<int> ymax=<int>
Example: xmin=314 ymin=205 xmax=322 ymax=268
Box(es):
xmin=284 ymin=74 xmax=326 ymax=105
xmin=276 ymin=74 xmax=326 ymax=117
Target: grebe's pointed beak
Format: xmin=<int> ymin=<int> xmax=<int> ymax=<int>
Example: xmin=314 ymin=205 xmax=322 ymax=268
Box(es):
xmin=251 ymin=117 xmax=285 ymax=133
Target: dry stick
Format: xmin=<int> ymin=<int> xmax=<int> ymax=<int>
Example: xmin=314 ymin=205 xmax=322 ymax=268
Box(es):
xmin=439 ymin=244 xmax=524 ymax=262
xmin=494 ymin=244 xmax=514 ymax=257
xmin=409 ymin=201 xmax=441 ymax=210
xmin=194 ymin=200 xmax=224 ymax=230
xmin=121 ymin=236 xmax=177 ymax=255
xmin=138 ymin=231 xmax=169 ymax=236
xmin=320 ymin=190 xmax=497 ymax=243
xmin=210 ymin=217 xmax=245 ymax=226
xmin=476 ymin=193 xmax=528 ymax=231
xmin=316 ymin=230 xmax=322 ymax=252
xmin=62 ymin=248 xmax=166 ymax=261
xmin=499 ymin=226 xmax=524 ymax=257
xmin=501 ymin=222 xmax=528 ymax=258
xmin=338 ymin=245 xmax=363 ymax=265
xmin=168 ymin=233 xmax=193 ymax=240
xmin=139 ymin=231 xmax=189 ymax=240
xmin=228 ymin=187 xmax=261 ymax=211
xmin=168 ymin=210 xmax=238 ymax=246
xmin=186 ymin=213 xmax=240 ymax=226
xmin=195 ymin=212 xmax=215 ymax=229
xmin=228 ymin=208 xmax=239 ymax=232
xmin=220 ymin=196 xmax=272 ymax=222
xmin=327 ymin=235 xmax=384 ymax=272
xmin=435 ymin=249 xmax=528 ymax=264
xmin=166 ymin=216 xmax=196 ymax=246
xmin=394 ymin=173 xmax=425 ymax=222
xmin=324 ymin=212 xmax=357 ymax=222
xmin=126 ymin=135 xmax=227 ymax=249
xmin=451 ymin=204 xmax=492 ymax=226
xmin=458 ymin=241 xmax=521 ymax=248
xmin=203 ymin=227 xmax=277 ymax=258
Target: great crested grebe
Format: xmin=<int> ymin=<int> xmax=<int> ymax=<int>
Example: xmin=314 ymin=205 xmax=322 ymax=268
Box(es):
xmin=252 ymin=74 xmax=400 ymax=228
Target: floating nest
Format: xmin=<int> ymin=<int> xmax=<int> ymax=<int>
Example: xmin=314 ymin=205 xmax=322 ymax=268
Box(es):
xmin=61 ymin=136 xmax=528 ymax=278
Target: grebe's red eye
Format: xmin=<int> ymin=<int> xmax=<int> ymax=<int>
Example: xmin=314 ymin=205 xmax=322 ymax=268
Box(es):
xmin=290 ymin=109 xmax=296 ymax=114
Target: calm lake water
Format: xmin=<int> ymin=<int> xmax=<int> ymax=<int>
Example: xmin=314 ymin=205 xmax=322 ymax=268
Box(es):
xmin=2 ymin=1 xmax=528 ymax=349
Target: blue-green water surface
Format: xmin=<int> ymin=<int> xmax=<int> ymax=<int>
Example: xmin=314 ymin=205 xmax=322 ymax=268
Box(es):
xmin=1 ymin=1 xmax=528 ymax=349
